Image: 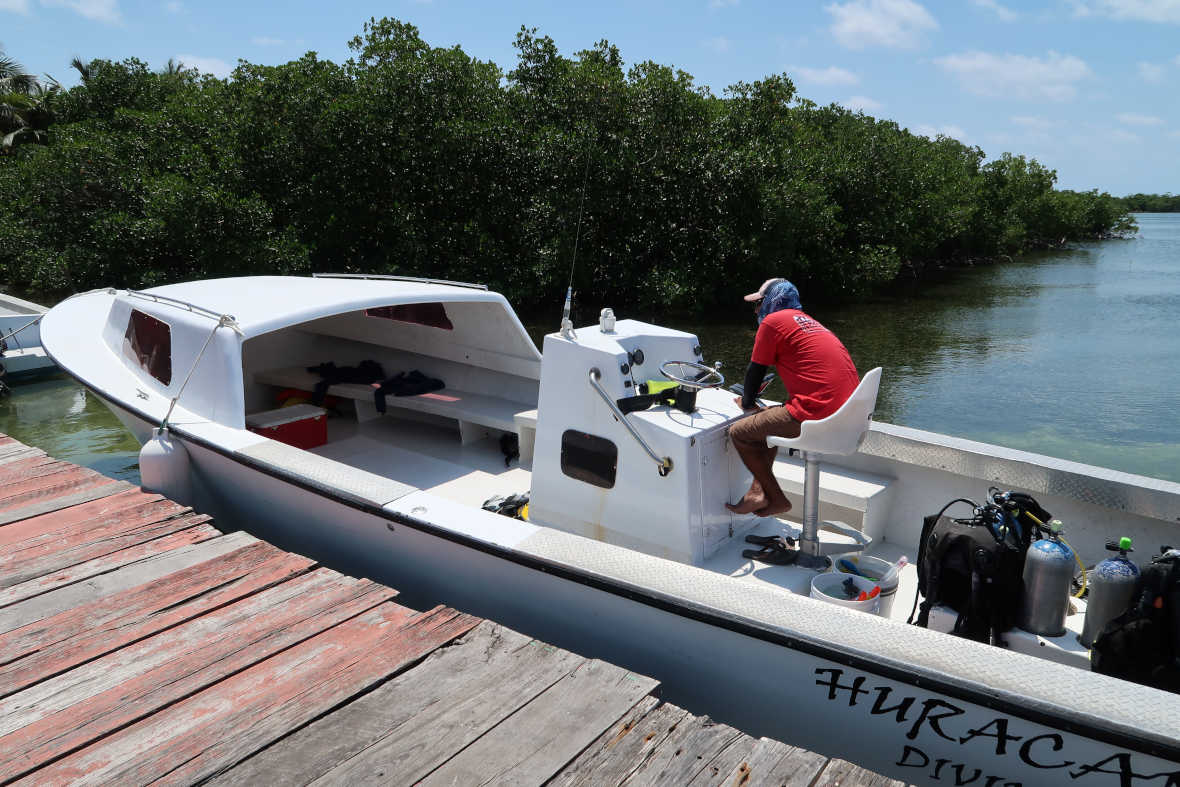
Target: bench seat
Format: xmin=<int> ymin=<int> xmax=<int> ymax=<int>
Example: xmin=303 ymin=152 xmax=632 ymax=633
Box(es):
xmin=253 ymin=366 xmax=534 ymax=444
xmin=771 ymin=455 xmax=894 ymax=541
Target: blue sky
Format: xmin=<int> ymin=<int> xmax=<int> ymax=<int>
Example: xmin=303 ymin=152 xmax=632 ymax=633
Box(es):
xmin=3 ymin=0 xmax=1178 ymax=194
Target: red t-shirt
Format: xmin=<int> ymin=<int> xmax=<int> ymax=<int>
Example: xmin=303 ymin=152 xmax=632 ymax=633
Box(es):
xmin=751 ymin=309 xmax=859 ymax=421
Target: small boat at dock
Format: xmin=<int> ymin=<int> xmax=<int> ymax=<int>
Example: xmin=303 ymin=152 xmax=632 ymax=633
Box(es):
xmin=40 ymin=275 xmax=1180 ymax=785
xmin=0 ymin=293 xmax=55 ymax=383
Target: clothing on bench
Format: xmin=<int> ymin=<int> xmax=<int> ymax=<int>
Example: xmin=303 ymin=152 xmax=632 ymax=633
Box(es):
xmin=373 ymin=370 xmax=445 ymax=413
xmin=307 ymin=360 xmax=385 ymax=406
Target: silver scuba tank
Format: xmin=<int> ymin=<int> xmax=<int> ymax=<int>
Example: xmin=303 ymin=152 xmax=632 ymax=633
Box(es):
xmin=1018 ymin=520 xmax=1075 ymax=637
xmin=1080 ymin=537 xmax=1139 ymax=648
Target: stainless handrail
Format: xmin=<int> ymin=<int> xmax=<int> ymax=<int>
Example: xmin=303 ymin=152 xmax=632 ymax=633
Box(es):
xmin=0 ymin=316 xmax=42 ymax=351
xmin=588 ymin=368 xmax=673 ymax=476
xmin=312 ymin=273 xmax=489 ymax=291
xmin=124 ymin=289 xmax=230 ymax=322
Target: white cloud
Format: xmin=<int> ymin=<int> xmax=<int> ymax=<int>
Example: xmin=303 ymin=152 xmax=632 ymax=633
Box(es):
xmin=0 ymin=0 xmax=30 ymax=13
xmin=1111 ymin=128 xmax=1141 ymax=143
xmin=709 ymin=0 xmax=738 ymax=7
xmin=176 ymin=54 xmax=233 ymax=78
xmin=1138 ymin=61 xmax=1166 ymax=82
xmin=843 ymin=95 xmax=883 ymax=112
xmin=164 ymin=0 xmax=180 ymax=12
xmin=40 ymin=0 xmax=119 ymax=23
xmin=1174 ymin=54 xmax=1180 ymax=65
xmin=1117 ymin=112 xmax=1164 ymax=125
xmin=971 ymin=0 xmax=1018 ymax=21
xmin=1011 ymin=115 xmax=1053 ymax=131
xmin=792 ymin=65 xmax=860 ymax=86
xmin=825 ymin=0 xmax=938 ymax=50
xmin=914 ymin=123 xmax=967 ymax=140
xmin=251 ymin=36 xmax=284 ymax=46
xmin=1070 ymin=0 xmax=1180 ymax=23
xmin=934 ymin=50 xmax=1091 ymax=102
xmin=704 ymin=36 xmax=731 ymax=54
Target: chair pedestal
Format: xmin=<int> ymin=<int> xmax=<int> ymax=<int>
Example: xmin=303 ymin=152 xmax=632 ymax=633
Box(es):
xmin=796 ymin=452 xmax=828 ymax=569
xmin=792 ymin=450 xmax=871 ymax=571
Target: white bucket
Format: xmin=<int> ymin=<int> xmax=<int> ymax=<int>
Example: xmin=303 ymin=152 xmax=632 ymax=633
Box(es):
xmin=811 ymin=572 xmax=881 ymax=614
xmin=836 ymin=555 xmax=900 ymax=618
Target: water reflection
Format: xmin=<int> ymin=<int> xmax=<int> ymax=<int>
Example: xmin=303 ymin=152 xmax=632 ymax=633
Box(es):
xmin=0 ymin=372 xmax=141 ymax=483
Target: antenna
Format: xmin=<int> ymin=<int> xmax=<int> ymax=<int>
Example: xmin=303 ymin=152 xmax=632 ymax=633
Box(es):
xmin=560 ymin=134 xmax=595 ymax=340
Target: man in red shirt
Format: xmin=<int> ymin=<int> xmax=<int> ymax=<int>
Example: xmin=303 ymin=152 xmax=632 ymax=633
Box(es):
xmin=726 ymin=278 xmax=860 ymax=517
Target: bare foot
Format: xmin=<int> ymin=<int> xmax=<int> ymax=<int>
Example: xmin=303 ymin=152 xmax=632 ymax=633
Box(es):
xmin=726 ymin=494 xmax=768 ymax=515
xmin=755 ymin=496 xmax=793 ymax=517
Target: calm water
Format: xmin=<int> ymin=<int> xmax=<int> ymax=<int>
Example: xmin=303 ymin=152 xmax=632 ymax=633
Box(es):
xmin=0 ymin=372 xmax=141 ymax=482
xmin=6 ymin=213 xmax=1179 ymax=484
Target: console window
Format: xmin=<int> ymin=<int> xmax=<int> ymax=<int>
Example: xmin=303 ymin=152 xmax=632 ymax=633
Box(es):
xmin=365 ymin=303 xmax=453 ymax=330
xmin=560 ymin=430 xmax=618 ymax=489
xmin=123 ymin=309 xmax=172 ymax=385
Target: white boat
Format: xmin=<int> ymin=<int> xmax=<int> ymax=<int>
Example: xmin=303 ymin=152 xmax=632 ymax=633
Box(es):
xmin=40 ymin=275 xmax=1180 ymax=785
xmin=0 ymin=293 xmax=55 ymax=382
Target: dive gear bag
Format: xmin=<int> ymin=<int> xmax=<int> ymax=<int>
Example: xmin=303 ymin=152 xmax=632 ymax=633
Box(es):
xmin=911 ymin=491 xmax=1052 ymax=646
xmin=1091 ymin=548 xmax=1180 ymax=693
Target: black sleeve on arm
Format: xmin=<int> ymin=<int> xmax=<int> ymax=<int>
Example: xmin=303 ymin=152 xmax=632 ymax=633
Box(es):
xmin=741 ymin=362 xmax=769 ymax=409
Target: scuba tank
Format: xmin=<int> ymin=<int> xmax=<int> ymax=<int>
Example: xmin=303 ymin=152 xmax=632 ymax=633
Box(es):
xmin=1018 ymin=520 xmax=1075 ymax=637
xmin=1080 ymin=537 xmax=1139 ymax=648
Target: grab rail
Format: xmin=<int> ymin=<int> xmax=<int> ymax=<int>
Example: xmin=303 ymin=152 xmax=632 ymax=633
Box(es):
xmin=588 ymin=368 xmax=673 ymax=476
xmin=312 ymin=273 xmax=489 ymax=291
xmin=124 ymin=289 xmax=230 ymax=322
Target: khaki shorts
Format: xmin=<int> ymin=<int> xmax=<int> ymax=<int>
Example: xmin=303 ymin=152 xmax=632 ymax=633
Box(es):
xmin=729 ymin=405 xmax=801 ymax=450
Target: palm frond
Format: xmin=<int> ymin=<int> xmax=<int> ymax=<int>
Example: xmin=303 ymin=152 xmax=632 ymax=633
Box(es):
xmin=70 ymin=56 xmax=95 ymax=83
xmin=0 ymin=72 xmax=36 ymax=95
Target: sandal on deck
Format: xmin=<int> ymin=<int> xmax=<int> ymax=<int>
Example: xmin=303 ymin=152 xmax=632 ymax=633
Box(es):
xmin=744 ymin=533 xmax=796 ymax=550
xmin=741 ymin=545 xmax=800 ymax=565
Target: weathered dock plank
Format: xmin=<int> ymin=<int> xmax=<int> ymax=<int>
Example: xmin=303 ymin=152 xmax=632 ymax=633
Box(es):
xmin=0 ymin=537 xmax=313 ymax=693
xmin=211 ymin=620 xmax=586 ymax=786
xmin=0 ymin=478 xmax=131 ymax=525
xmin=550 ymin=696 xmax=685 ymax=786
xmin=718 ymin=737 xmax=832 ymax=787
xmin=419 ymin=656 xmax=658 ymax=786
xmin=0 ymin=487 xmax=166 ymax=548
xmin=0 ymin=529 xmax=256 ymax=637
xmin=0 ymin=519 xmax=220 ymax=610
xmin=0 ymin=569 xmax=397 ymax=781
xmin=20 ymin=606 xmax=477 ymax=786
xmin=0 ymin=498 xmax=199 ymax=588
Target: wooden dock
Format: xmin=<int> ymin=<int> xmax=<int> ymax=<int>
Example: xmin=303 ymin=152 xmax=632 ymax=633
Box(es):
xmin=0 ymin=434 xmax=903 ymax=786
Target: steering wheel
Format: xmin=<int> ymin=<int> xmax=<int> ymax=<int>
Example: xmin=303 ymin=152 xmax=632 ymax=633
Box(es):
xmin=659 ymin=360 xmax=725 ymax=390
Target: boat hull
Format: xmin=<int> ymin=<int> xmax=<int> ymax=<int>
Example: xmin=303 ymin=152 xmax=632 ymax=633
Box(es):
xmin=97 ymin=394 xmax=1180 ymax=787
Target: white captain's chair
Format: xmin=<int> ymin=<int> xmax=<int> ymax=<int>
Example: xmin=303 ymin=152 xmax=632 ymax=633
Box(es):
xmin=766 ymin=367 xmax=882 ymax=570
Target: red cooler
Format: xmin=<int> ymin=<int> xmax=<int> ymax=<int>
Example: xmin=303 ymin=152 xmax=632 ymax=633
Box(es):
xmin=246 ymin=404 xmax=328 ymax=449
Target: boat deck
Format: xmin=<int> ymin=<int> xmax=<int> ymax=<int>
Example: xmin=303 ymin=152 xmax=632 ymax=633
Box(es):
xmin=0 ymin=433 xmax=904 ymax=785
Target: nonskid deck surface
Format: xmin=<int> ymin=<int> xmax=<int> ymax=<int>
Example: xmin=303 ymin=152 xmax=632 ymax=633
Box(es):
xmin=316 ymin=413 xmax=531 ymax=509
xmin=0 ymin=433 xmax=904 ymax=785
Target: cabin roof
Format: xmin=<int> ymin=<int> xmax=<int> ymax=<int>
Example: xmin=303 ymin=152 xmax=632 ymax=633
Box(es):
xmin=131 ymin=276 xmax=513 ymax=339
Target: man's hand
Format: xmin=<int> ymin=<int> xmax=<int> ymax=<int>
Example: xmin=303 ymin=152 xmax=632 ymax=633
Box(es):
xmin=735 ymin=396 xmax=762 ymax=412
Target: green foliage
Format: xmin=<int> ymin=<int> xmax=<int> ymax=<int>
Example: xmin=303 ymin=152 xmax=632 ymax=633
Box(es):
xmin=1 ymin=49 xmax=59 ymax=152
xmin=1117 ymin=193 xmax=1180 ymax=213
xmin=0 ymin=25 xmax=1138 ymax=310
